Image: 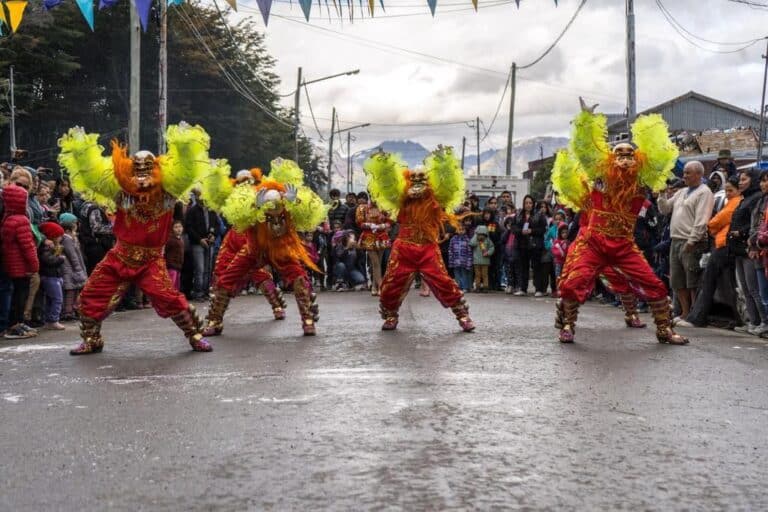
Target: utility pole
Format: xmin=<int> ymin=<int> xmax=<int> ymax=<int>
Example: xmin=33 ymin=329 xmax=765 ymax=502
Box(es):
xmin=294 ymin=66 xmax=302 ymax=162
xmin=129 ymin=0 xmax=141 ymax=153
xmin=505 ymin=63 xmax=517 ymax=176
xmin=9 ymin=66 xmax=16 ymax=153
xmin=327 ymin=107 xmax=336 ymax=195
xmin=476 ymin=116 xmax=480 ymax=176
xmin=626 ymin=0 xmax=637 ymax=132
xmin=157 ymin=0 xmax=168 ymax=154
xmin=758 ymin=38 xmax=768 ymax=162
xmin=346 ymin=131 xmax=352 ymax=193
xmin=460 ymin=136 xmax=466 ymax=170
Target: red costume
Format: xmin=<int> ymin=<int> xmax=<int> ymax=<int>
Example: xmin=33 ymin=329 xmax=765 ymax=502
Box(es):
xmin=552 ymin=103 xmax=687 ymax=345
xmin=356 ymin=202 xmax=391 ymax=296
xmin=211 ymin=229 xmax=287 ymax=320
xmin=58 ymin=124 xmax=214 ymax=354
xmin=365 ymin=148 xmax=474 ymax=332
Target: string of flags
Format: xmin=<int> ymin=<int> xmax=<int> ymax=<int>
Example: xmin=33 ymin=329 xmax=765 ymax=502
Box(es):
xmin=0 ymin=0 xmax=560 ymax=33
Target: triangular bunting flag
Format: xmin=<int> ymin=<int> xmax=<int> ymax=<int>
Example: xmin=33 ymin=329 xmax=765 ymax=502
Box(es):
xmin=5 ymin=1 xmax=27 ymax=32
xmin=167 ymin=0 xmax=183 ymax=5
xmin=0 ymin=5 xmax=7 ymax=29
xmin=99 ymin=0 xmax=119 ymax=9
xmin=134 ymin=0 xmax=152 ymax=31
xmin=471 ymin=0 xmax=476 ymax=10
xmin=379 ymin=0 xmax=384 ymax=11
xmin=514 ymin=0 xmax=519 ymax=6
xmin=43 ymin=0 xmax=62 ymax=10
xmin=225 ymin=0 xmax=236 ymax=11
xmin=427 ymin=0 xmax=436 ymax=16
xmin=255 ymin=0 xmax=272 ymax=24
xmin=299 ymin=0 xmax=311 ymax=20
xmin=367 ymin=0 xmax=373 ymax=15
xmin=75 ymin=0 xmax=94 ymax=30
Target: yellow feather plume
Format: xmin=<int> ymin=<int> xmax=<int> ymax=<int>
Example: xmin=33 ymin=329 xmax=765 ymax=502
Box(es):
xmin=632 ymin=114 xmax=679 ymax=192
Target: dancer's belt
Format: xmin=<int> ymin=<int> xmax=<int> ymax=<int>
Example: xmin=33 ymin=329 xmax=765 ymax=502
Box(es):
xmin=587 ymin=209 xmax=636 ymax=238
xmin=397 ymin=225 xmax=437 ymax=245
xmin=113 ymin=241 xmax=164 ymax=267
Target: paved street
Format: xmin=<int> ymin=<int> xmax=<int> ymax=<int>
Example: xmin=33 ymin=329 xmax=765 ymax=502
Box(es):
xmin=1 ymin=291 xmax=767 ymax=510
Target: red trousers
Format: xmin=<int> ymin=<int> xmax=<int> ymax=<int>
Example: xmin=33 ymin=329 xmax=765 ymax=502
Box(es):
xmin=558 ymin=231 xmax=667 ymax=304
xmin=380 ymin=239 xmax=463 ymax=312
xmin=80 ymin=250 xmax=187 ymax=321
xmin=212 ymin=244 xmax=272 ymax=291
xmin=217 ymin=248 xmax=307 ymax=296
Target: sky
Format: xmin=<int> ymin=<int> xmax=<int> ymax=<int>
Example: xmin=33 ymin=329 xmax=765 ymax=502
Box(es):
xmin=227 ymin=0 xmax=768 ymax=153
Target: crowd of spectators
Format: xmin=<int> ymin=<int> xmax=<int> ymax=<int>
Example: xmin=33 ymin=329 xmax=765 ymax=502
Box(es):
xmin=0 ymin=150 xmax=764 ymax=339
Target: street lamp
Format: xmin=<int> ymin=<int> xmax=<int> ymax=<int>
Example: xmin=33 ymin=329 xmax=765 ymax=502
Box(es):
xmin=327 ymin=113 xmax=369 ymax=195
xmin=294 ymin=67 xmax=360 ymax=162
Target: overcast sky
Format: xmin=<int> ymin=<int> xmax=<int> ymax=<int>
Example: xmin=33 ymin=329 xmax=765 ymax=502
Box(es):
xmin=230 ymin=0 xmax=768 ymax=152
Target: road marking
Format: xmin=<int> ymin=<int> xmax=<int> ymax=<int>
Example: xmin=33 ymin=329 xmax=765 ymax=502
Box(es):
xmin=0 ymin=344 xmax=69 ymax=353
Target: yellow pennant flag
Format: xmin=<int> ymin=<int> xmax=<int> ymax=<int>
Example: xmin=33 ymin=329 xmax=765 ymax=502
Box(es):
xmin=224 ymin=0 xmax=237 ymax=10
xmin=368 ymin=0 xmax=373 ymax=15
xmin=471 ymin=0 xmax=477 ymax=10
xmin=5 ymin=0 xmax=27 ymax=32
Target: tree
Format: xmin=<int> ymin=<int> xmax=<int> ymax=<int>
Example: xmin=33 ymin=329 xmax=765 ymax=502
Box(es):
xmin=0 ymin=0 xmax=318 ymax=186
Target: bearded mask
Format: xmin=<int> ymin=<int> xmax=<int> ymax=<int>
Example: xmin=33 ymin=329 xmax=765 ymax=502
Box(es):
xmin=132 ymin=151 xmax=157 ymax=190
xmin=612 ymin=143 xmax=637 ymax=171
xmin=407 ymin=170 xmax=428 ymax=198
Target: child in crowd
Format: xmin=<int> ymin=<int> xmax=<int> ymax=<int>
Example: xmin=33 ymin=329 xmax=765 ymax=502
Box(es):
xmin=552 ymin=222 xmax=570 ymax=280
xmin=165 ymin=220 xmax=185 ymax=291
xmin=470 ymin=225 xmax=494 ymax=292
xmin=38 ymin=222 xmax=66 ymax=330
xmin=59 ymin=213 xmax=87 ymax=321
xmin=449 ymin=217 xmax=473 ymax=292
xmin=501 ymin=216 xmax=519 ymax=293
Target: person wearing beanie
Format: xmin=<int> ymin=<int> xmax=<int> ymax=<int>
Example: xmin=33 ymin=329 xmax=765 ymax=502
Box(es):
xmin=58 ymin=212 xmax=87 ymax=322
xmin=38 ymin=222 xmax=66 ymax=330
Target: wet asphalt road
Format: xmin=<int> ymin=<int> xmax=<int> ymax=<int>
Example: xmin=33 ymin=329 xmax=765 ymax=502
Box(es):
xmin=1 ymin=291 xmax=767 ymax=511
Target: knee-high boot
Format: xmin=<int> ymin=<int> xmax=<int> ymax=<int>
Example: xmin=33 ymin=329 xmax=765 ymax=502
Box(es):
xmin=172 ymin=305 xmax=212 ymax=352
xmin=69 ymin=317 xmax=104 ymax=355
xmin=293 ymin=277 xmax=318 ymax=336
xmin=648 ymin=297 xmax=689 ymax=345
xmin=621 ymin=294 xmax=647 ymax=328
xmin=450 ymin=296 xmax=475 ymax=332
xmin=260 ymin=279 xmax=287 ymax=320
xmin=555 ymin=298 xmax=579 ymax=343
xmin=203 ymin=287 xmax=232 ymax=337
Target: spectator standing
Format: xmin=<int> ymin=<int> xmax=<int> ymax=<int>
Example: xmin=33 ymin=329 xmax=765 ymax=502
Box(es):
xmin=470 ymin=225 xmax=494 ymax=292
xmin=184 ymin=191 xmax=220 ymax=301
xmin=165 ymin=220 xmax=185 ymax=291
xmin=657 ymin=161 xmax=714 ymax=322
xmin=708 ymin=170 xmax=727 ymax=214
xmin=2 ymin=181 xmax=39 ymax=339
xmin=476 ymin=207 xmax=501 ymax=290
xmin=326 ymin=189 xmax=349 ymax=288
xmin=58 ymin=212 xmax=87 ymax=322
xmin=684 ymin=176 xmax=741 ymax=327
xmin=513 ymin=194 xmax=547 ymax=296
xmin=552 ymin=223 xmax=570 ymax=281
xmin=448 ymin=217 xmax=473 ymax=292
xmin=38 ymin=222 xmax=66 ymax=330
xmin=727 ymin=168 xmax=767 ymax=334
xmin=712 ymin=149 xmax=737 ymax=179
xmin=52 ymin=177 xmax=75 ymax=215
xmin=501 ymin=215 xmax=520 ymax=294
xmin=77 ymin=200 xmax=114 ymax=273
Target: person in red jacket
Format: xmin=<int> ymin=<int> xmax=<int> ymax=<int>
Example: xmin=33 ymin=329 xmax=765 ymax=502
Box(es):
xmin=1 ymin=183 xmax=40 ymax=339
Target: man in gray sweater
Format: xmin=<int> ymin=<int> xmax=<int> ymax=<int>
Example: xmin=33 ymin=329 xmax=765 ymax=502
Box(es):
xmin=658 ymin=161 xmax=714 ymax=323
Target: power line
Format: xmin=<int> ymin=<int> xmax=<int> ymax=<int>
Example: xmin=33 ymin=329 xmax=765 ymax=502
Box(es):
xmin=518 ymin=0 xmax=587 ymax=70
xmin=726 ymin=0 xmax=768 ymax=9
xmin=655 ymin=0 xmax=765 ymax=53
xmin=210 ymin=0 xmax=295 ymax=97
xmin=174 ymin=5 xmax=294 ymax=127
xmin=479 ymin=70 xmax=510 ymax=143
xmin=656 ymin=0 xmax=765 ymax=46
xmin=303 ymin=82 xmax=325 ymax=141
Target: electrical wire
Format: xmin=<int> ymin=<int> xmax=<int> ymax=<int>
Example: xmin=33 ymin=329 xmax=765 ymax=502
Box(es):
xmin=479 ymin=71 xmax=509 ymax=143
xmin=174 ymin=5 xmax=294 ymax=127
xmin=210 ymin=0 xmax=295 ymax=97
xmin=518 ymin=0 xmax=586 ymax=70
xmin=303 ymin=82 xmax=326 ymax=141
xmin=725 ymin=0 xmax=768 ymax=10
xmin=655 ymin=0 xmax=765 ymax=53
xmin=656 ymin=0 xmax=765 ymax=46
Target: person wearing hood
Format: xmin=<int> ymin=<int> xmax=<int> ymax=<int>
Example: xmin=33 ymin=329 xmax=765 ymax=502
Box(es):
xmin=727 ymin=167 xmax=768 ymax=335
xmin=469 ymin=224 xmax=495 ymax=292
xmin=1 ymin=181 xmax=40 ymax=339
xmin=657 ymin=160 xmax=715 ymax=323
xmin=708 ymin=170 xmax=727 ymax=214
